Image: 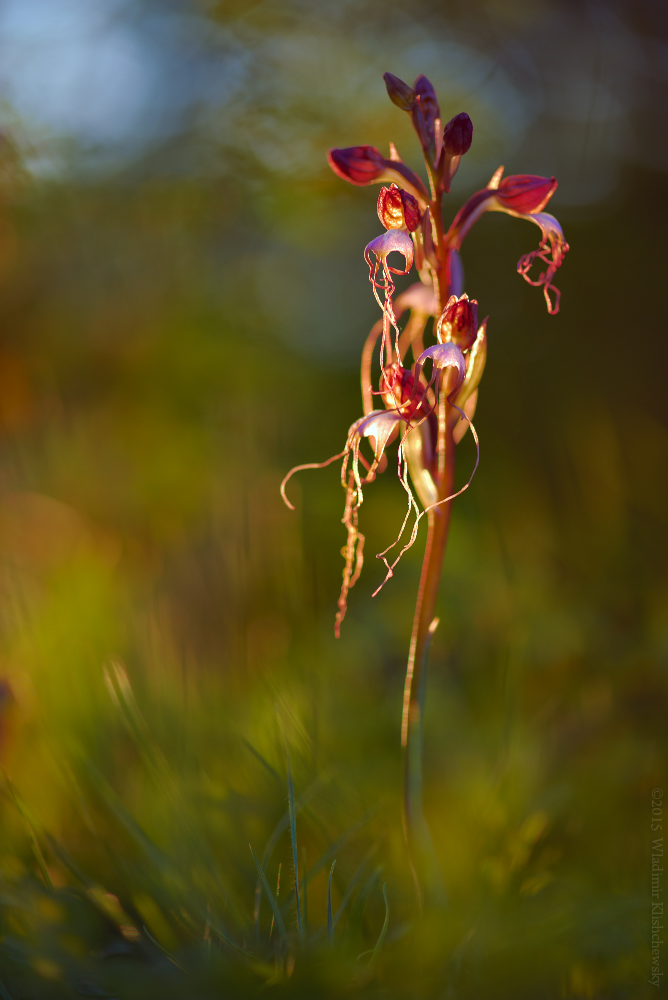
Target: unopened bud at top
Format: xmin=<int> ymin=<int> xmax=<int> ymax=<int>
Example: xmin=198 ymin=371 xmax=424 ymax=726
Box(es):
xmin=413 ymin=75 xmax=440 ymax=133
xmin=442 ymin=113 xmax=473 ymax=157
xmin=383 ymin=73 xmax=415 ymax=111
xmin=495 ymin=174 xmax=557 ymax=214
xmin=438 ymin=294 xmax=479 ymax=350
xmin=377 ymin=183 xmax=420 ymax=232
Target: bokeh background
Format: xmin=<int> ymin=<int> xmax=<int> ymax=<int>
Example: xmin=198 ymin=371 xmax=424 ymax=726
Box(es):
xmin=0 ymin=0 xmax=666 ymax=996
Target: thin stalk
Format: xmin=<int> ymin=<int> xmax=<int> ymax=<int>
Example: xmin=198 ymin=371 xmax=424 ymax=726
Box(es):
xmin=401 ymin=391 xmax=456 ymax=899
xmin=429 ymin=192 xmax=451 ymax=311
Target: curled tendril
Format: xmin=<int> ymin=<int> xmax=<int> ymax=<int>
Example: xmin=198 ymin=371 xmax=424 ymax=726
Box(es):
xmin=516 ymin=212 xmax=570 ymax=315
xmin=364 ymin=229 xmax=414 ymax=371
xmin=280 ymin=410 xmax=405 ymax=635
xmin=369 ymin=341 xmax=479 ymax=596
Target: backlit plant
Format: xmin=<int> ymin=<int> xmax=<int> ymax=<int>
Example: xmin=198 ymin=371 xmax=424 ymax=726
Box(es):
xmin=281 ymin=71 xmax=568 ymax=892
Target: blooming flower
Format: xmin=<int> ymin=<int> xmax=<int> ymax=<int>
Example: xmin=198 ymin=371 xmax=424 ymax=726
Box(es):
xmin=377 ymin=184 xmax=421 ymax=232
xmin=437 ymin=293 xmax=478 ymax=349
xmin=444 ymin=167 xmax=569 ymax=313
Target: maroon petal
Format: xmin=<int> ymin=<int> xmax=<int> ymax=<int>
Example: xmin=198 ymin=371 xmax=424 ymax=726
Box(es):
xmin=327 ymin=145 xmax=386 ymax=185
xmin=496 ymin=174 xmax=557 ymax=214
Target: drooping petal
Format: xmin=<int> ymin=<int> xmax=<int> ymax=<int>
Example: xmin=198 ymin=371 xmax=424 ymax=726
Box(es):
xmin=444 ymin=178 xmax=568 ymax=313
xmin=351 ymin=410 xmax=403 ymax=460
xmin=446 ymin=174 xmax=559 ymax=246
xmin=364 ymin=229 xmax=414 ymax=276
xmin=415 ymin=342 xmax=467 ymax=399
xmin=516 ymin=212 xmax=570 ymax=314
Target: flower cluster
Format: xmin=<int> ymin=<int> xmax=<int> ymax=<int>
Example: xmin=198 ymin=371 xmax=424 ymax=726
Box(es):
xmin=281 ymin=72 xmax=568 ymax=634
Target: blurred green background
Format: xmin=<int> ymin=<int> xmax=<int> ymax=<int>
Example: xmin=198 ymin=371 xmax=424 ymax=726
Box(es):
xmin=0 ymin=0 xmax=665 ymax=996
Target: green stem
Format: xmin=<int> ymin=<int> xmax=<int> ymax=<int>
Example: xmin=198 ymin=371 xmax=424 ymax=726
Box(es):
xmin=402 ymin=413 xmax=456 ymax=841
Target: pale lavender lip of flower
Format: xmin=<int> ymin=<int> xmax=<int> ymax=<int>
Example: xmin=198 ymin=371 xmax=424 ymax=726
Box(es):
xmin=364 ymin=229 xmax=414 ymax=283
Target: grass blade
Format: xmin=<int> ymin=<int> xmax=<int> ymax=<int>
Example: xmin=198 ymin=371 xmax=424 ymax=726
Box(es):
xmin=253 ymin=771 xmax=333 ymax=942
xmin=367 ymin=883 xmax=389 ymax=965
xmin=327 ymin=860 xmax=336 ymax=942
xmin=344 ymin=866 xmax=383 ymax=943
xmin=333 ymin=844 xmax=378 ymax=932
xmin=207 ymin=918 xmax=253 ymax=958
xmin=269 ymin=863 xmax=281 ymax=940
xmin=250 ymin=844 xmax=288 ymax=946
xmin=302 ymin=807 xmax=376 ymax=886
xmin=3 ymin=775 xmax=53 ymax=891
xmin=286 ymin=758 xmax=302 ymax=939
xmin=0 ymin=978 xmax=14 ymax=1000
xmin=301 ymin=846 xmax=307 ymax=931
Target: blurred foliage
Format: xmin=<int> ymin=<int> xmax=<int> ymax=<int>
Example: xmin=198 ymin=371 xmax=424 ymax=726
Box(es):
xmin=0 ymin=0 xmax=665 ymax=996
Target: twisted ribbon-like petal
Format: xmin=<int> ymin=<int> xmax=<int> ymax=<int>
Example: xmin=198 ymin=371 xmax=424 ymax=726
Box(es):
xmin=444 ymin=172 xmax=567 ymax=314
xmin=365 ymin=229 xmax=415 ymax=370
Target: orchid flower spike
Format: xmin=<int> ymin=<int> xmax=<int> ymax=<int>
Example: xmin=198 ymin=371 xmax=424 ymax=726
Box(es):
xmin=282 ymin=68 xmax=568 ymax=636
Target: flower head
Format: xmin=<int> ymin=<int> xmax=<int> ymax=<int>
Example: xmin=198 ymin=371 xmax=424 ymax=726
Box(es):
xmin=383 ymin=72 xmax=416 ymax=111
xmin=437 ymin=294 xmax=479 ymax=350
xmin=495 ymin=173 xmax=557 ymax=214
xmin=442 ymin=113 xmax=473 ymax=157
xmin=445 ymin=168 xmax=568 ymax=313
xmin=412 ymin=75 xmax=440 ymax=161
xmin=377 ymin=184 xmax=421 ymax=232
xmin=380 ymin=362 xmax=430 ymax=419
xmin=327 ymin=145 xmax=429 ymax=207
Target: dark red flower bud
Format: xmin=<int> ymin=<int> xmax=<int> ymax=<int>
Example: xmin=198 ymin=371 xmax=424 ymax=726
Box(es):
xmin=413 ymin=75 xmax=440 ymax=133
xmin=327 ymin=145 xmax=386 ymax=185
xmin=411 ymin=101 xmax=432 ymax=154
xmin=442 ymin=112 xmax=473 ymax=157
xmin=438 ymin=294 xmax=479 ymax=351
xmin=495 ymin=174 xmax=557 ymax=214
xmin=380 ymin=363 xmax=428 ymax=419
xmin=383 ymin=73 xmax=415 ymax=111
xmin=377 ymin=183 xmax=420 ymax=232
xmin=327 ymin=145 xmax=430 ymax=206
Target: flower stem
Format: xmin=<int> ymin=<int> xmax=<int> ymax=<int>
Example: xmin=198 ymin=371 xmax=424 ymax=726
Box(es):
xmin=401 ymin=395 xmax=456 ymax=900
